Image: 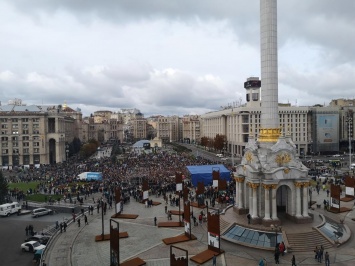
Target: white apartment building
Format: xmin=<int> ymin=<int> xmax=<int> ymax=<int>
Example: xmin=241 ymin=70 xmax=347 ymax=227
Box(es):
xmin=201 ymin=77 xmax=329 ymax=156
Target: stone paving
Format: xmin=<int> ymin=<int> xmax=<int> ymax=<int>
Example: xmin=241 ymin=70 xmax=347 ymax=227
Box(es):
xmin=45 ymin=185 xmax=355 ymax=266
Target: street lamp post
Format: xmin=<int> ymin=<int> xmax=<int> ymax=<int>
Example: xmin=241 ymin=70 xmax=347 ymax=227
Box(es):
xmin=347 ymin=116 xmax=353 ymax=172
xmin=271 ymin=224 xmax=282 ymax=247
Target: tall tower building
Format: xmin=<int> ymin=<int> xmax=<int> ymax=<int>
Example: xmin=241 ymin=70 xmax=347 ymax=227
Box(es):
xmin=259 ymin=0 xmax=281 ymax=142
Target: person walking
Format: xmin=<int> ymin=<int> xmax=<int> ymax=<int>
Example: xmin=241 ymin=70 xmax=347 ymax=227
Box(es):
xmin=84 ymin=215 xmax=88 ymax=225
xmin=154 ymin=217 xmax=157 ymax=226
xmin=325 ymin=251 xmax=330 ymax=266
xmin=77 ymin=217 xmax=81 ymax=227
xmin=212 ymin=254 xmax=216 ymax=266
xmin=63 ymin=221 xmax=67 ymax=232
xmin=25 ymin=226 xmax=29 ymax=236
xmin=60 ymin=222 xmax=63 ymax=233
xmin=274 ymin=249 xmax=280 ymax=264
xmin=291 ymin=255 xmax=296 ymax=266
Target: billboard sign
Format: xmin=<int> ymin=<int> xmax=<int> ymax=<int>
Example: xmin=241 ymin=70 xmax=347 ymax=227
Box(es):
xmin=317 ymin=115 xmax=338 ymax=144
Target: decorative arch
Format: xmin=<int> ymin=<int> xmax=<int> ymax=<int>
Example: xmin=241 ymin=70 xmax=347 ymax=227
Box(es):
xmin=49 ymin=138 xmax=56 ymax=164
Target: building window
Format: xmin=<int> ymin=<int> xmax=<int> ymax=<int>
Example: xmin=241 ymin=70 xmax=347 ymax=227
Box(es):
xmin=23 ymin=142 xmax=29 ymax=147
xmin=12 ymin=131 xmax=19 ymax=135
xmin=12 ymin=124 xmax=18 ymax=129
xmin=22 ymin=136 xmax=29 ymax=141
xmin=23 ymin=148 xmax=29 ymax=154
xmin=12 ymin=118 xmax=18 ymax=122
xmin=33 ymin=130 xmax=40 ymax=134
xmin=13 ymin=142 xmax=18 ymax=147
xmin=1 ymin=137 xmax=8 ymax=141
xmin=33 ymin=124 xmax=39 ymax=128
xmin=1 ymin=131 xmax=7 ymax=135
xmin=32 ymin=118 xmax=40 ymax=122
xmin=34 ymin=142 xmax=40 ymax=147
xmin=23 ymin=130 xmax=29 ymax=134
xmin=0 ymin=118 xmax=7 ymax=122
xmin=33 ymin=148 xmax=40 ymax=153
xmin=23 ymin=124 xmax=29 ymax=128
xmin=13 ymin=148 xmax=19 ymax=154
xmin=2 ymin=149 xmax=8 ymax=154
xmin=1 ymin=124 xmax=8 ymax=129
xmin=22 ymin=118 xmax=29 ymax=122
xmin=2 ymin=143 xmax=8 ymax=147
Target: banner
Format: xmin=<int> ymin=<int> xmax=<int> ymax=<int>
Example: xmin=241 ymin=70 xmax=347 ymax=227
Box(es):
xmin=331 ymin=197 xmax=340 ymax=209
xmin=143 ymin=190 xmax=149 ymax=200
xmin=208 ymin=232 xmax=220 ymax=248
xmin=176 ymin=183 xmax=182 ymax=191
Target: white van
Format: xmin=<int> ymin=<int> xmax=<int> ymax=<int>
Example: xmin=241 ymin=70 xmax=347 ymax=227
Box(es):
xmin=0 ymin=202 xmax=21 ymax=216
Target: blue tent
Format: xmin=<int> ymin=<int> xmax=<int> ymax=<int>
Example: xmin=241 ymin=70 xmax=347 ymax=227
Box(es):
xmin=186 ymin=164 xmax=231 ymax=186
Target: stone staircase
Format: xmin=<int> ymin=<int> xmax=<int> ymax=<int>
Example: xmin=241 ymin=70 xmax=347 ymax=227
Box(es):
xmin=286 ymin=230 xmax=333 ymax=252
xmin=220 ymin=216 xmax=232 ymax=234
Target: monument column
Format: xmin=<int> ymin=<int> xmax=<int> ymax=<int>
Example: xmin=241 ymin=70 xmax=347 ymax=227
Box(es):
xmin=295 ymin=182 xmax=302 ymax=217
xmin=263 ymin=184 xmax=271 ymax=220
xmin=271 ymin=184 xmax=278 ymax=220
xmin=302 ymin=182 xmax=310 ymax=217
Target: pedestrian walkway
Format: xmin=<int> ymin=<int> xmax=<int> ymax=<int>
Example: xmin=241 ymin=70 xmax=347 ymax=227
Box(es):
xmin=45 ymin=188 xmax=355 ymax=265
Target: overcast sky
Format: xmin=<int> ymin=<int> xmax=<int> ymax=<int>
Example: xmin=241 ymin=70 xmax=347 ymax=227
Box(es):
xmin=0 ymin=0 xmax=354 ymax=117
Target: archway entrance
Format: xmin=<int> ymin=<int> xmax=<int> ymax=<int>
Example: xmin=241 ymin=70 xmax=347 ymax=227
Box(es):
xmin=276 ymin=185 xmax=291 ymax=214
xmin=49 ymin=139 xmax=56 ymax=164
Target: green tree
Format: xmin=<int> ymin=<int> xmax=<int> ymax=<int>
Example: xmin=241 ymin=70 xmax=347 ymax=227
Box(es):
xmin=0 ymin=171 xmax=9 ymax=204
xmin=214 ymin=134 xmax=226 ymax=151
xmin=200 ymin=136 xmax=209 ymax=149
xmin=80 ymin=138 xmax=100 ymax=158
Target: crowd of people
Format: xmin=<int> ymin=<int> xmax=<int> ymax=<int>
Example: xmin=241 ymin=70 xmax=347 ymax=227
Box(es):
xmin=5 ymin=146 xmax=235 ymax=209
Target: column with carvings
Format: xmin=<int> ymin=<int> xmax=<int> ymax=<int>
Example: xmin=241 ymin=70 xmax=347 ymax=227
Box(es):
xmin=248 ymin=183 xmax=253 ymax=216
xmin=271 ymin=184 xmax=278 ymax=220
xmin=294 ymin=182 xmax=302 ymax=217
xmin=234 ymin=177 xmax=239 ymax=207
xmin=236 ymin=176 xmax=245 ymax=208
xmin=302 ymin=182 xmax=310 ymax=217
xmin=263 ymin=184 xmax=271 ymax=220
xmin=251 ymin=183 xmax=259 ymax=218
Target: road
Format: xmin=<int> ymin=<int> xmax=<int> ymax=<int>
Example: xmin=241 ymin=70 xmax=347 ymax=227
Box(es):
xmin=0 ymin=211 xmax=72 ymax=266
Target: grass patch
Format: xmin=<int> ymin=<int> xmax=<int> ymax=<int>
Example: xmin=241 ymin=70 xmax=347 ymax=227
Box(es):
xmin=8 ymin=181 xmax=40 ymax=192
xmin=25 ymin=194 xmax=63 ymax=203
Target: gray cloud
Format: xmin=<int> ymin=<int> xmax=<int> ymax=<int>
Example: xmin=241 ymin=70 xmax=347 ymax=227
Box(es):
xmin=1 ymin=0 xmax=354 ymax=116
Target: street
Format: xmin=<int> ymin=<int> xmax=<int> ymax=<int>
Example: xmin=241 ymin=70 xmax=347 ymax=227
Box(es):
xmin=0 ymin=211 xmax=72 ymax=266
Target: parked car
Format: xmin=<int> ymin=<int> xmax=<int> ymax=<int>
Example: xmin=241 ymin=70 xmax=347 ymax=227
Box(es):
xmin=221 ymin=157 xmax=228 ymax=161
xmin=216 ymin=154 xmax=223 ymax=158
xmin=25 ymin=234 xmax=50 ymax=245
xmin=31 ymin=208 xmax=53 ymax=218
xmin=21 ymin=241 xmax=46 ymax=253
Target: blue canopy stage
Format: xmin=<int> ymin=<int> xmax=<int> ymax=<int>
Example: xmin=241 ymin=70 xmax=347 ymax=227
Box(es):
xmin=186 ymin=164 xmax=231 ymax=186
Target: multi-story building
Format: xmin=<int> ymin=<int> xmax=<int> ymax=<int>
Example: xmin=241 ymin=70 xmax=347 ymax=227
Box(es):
xmin=200 ymin=77 xmax=339 ymax=156
xmin=0 ymin=100 xmax=81 ymax=167
xmin=156 ymin=115 xmax=181 ymax=143
xmin=182 ymin=115 xmax=201 ymax=144
xmin=131 ymin=112 xmax=147 ymax=141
